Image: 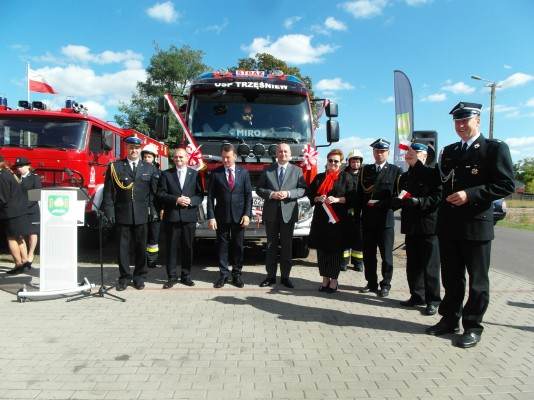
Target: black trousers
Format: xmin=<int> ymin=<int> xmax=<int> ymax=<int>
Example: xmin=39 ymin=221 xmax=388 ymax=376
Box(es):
xmin=165 ymin=221 xmax=195 ymax=279
xmin=147 ymin=220 xmax=161 ymax=246
xmin=405 ymin=234 xmax=441 ymax=305
xmin=216 ymin=222 xmax=244 ymax=278
xmin=438 ymin=238 xmax=491 ymax=334
xmin=117 ymin=223 xmax=147 ymax=284
xmin=264 ymin=209 xmax=295 ymax=279
xmin=363 ymin=227 xmax=394 ymax=290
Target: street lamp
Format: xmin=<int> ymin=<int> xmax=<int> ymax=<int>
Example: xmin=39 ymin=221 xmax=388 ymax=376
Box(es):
xmin=471 ymin=75 xmax=501 ymax=139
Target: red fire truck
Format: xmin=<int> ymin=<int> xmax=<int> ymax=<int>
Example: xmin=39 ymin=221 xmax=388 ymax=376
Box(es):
xmin=155 ymin=70 xmax=339 ymax=258
xmin=0 ymin=98 xmax=169 ymax=229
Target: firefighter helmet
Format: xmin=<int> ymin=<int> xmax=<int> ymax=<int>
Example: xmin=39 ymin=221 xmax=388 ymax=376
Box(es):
xmin=346 ymin=148 xmax=363 ymax=161
xmin=141 ymin=143 xmax=158 ymax=157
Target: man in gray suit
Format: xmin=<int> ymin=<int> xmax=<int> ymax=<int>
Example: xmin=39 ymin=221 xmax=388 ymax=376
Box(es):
xmin=257 ymin=143 xmax=307 ymax=288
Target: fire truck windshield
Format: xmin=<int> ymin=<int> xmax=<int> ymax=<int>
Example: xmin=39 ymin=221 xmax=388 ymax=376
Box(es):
xmin=189 ymin=92 xmax=312 ymax=143
xmin=0 ymin=117 xmax=87 ymax=150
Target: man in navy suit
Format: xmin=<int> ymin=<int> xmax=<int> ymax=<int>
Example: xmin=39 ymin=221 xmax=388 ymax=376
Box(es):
xmin=207 ymin=143 xmax=252 ymax=288
xmin=157 ymin=147 xmax=204 ymax=288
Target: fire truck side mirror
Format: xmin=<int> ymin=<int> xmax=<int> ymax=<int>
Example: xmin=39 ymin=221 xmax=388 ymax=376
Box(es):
xmin=158 ymin=97 xmax=170 ymax=113
xmin=103 ymin=131 xmax=113 ymax=151
xmin=155 ymin=115 xmax=169 ymax=140
xmin=325 ymin=102 xmax=338 ymax=118
xmin=326 ymin=120 xmax=339 ymax=143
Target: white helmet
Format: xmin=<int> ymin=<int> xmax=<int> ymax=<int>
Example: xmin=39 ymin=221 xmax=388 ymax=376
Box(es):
xmin=346 ymin=148 xmax=363 ymax=161
xmin=141 ymin=143 xmax=158 ymax=157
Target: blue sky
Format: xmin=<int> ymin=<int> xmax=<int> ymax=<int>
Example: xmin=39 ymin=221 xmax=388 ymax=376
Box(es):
xmin=1 ymin=0 xmax=533 ymax=163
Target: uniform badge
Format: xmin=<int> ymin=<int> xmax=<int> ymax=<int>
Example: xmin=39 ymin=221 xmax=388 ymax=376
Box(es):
xmin=471 ymin=168 xmax=479 ymax=175
xmin=474 ymin=143 xmax=480 ymax=149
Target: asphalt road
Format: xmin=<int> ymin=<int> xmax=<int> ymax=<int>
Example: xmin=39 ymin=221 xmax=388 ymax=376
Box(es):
xmin=492 ymin=225 xmax=534 ymax=282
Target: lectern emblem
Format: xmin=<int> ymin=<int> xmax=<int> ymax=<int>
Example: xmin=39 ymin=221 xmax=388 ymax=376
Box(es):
xmin=48 ymin=195 xmax=70 ymax=216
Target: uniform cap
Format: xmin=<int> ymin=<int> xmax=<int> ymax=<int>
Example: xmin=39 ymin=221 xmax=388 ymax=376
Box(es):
xmin=13 ymin=157 xmax=31 ymax=167
xmin=124 ymin=135 xmax=142 ymax=146
xmin=370 ymin=138 xmax=390 ymax=150
xmin=449 ymin=102 xmax=482 ymax=120
xmin=410 ymin=143 xmax=428 ymax=152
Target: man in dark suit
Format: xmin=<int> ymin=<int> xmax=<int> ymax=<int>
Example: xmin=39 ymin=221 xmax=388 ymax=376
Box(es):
xmin=102 ymin=136 xmax=159 ymax=291
xmin=157 ymin=147 xmax=204 ymax=288
xmin=356 ymin=138 xmax=401 ymax=298
xmin=256 ymin=143 xmax=307 ymax=288
xmin=406 ymin=102 xmax=514 ymax=348
xmin=393 ymin=143 xmax=442 ymax=316
xmin=207 ymin=143 xmax=252 ymax=288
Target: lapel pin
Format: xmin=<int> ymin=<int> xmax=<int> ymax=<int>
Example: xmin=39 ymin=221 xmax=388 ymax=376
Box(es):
xmin=474 ymin=143 xmax=480 ymax=149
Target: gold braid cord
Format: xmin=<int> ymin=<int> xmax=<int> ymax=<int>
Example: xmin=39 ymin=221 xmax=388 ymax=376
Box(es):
xmin=110 ymin=163 xmax=134 ymax=190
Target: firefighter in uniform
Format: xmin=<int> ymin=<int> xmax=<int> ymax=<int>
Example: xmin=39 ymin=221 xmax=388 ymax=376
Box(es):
xmin=393 ymin=143 xmax=442 ymax=316
xmin=102 ymin=136 xmax=159 ymax=291
xmin=341 ymin=149 xmax=364 ymax=272
xmin=357 ymin=139 xmax=401 ymax=297
xmin=406 ymin=102 xmax=515 ymax=348
xmin=141 ymin=143 xmax=162 ymax=269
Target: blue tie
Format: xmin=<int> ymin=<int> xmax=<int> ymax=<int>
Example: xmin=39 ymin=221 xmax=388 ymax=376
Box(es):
xmin=278 ymin=167 xmax=285 ymax=187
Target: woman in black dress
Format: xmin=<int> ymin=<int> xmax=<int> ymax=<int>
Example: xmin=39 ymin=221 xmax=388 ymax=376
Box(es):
xmin=14 ymin=157 xmax=42 ymax=267
xmin=0 ymin=155 xmax=30 ymax=274
xmin=307 ymin=149 xmax=353 ymax=293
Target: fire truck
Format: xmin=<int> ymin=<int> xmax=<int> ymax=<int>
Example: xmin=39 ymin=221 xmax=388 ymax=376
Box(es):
xmin=155 ymin=70 xmax=339 ymax=258
xmin=0 ymin=98 xmax=169 ymax=230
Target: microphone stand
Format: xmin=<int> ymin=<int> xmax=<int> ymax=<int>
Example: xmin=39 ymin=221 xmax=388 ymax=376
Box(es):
xmin=67 ymin=176 xmax=125 ymax=302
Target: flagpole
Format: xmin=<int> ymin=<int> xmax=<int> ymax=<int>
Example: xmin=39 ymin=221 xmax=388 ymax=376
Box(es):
xmin=27 ymin=62 xmax=30 ymax=103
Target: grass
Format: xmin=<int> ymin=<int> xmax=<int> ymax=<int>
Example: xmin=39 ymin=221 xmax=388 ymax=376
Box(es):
xmin=497 ymin=220 xmax=534 ymax=231
xmin=506 ymin=199 xmax=534 ymax=208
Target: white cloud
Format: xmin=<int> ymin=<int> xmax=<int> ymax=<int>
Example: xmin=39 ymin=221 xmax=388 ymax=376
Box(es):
xmin=82 ymin=100 xmax=108 ymax=120
xmin=340 ymin=0 xmax=388 ymax=19
xmin=316 ymin=78 xmax=354 ymax=91
xmin=441 ymin=81 xmax=475 ymax=94
xmin=504 ymin=64 xmax=512 ymax=69
xmin=61 ymin=45 xmax=143 ymax=68
xmin=505 ymin=136 xmax=534 ymax=159
xmin=493 ymin=104 xmax=518 ymax=114
xmin=324 ymin=17 xmax=347 ymax=31
xmin=243 ymin=34 xmax=336 ymax=64
xmin=421 ymin=93 xmax=447 ymax=102
xmin=200 ymin=18 xmax=229 ymax=35
xmin=499 ymin=72 xmax=534 ymax=89
xmin=283 ymin=16 xmax=302 ymax=29
xmin=405 ymin=0 xmax=430 ymax=5
xmin=525 ymin=98 xmax=534 ymax=107
xmin=146 ymin=1 xmax=179 ymax=23
xmin=381 ymin=96 xmax=394 ymax=103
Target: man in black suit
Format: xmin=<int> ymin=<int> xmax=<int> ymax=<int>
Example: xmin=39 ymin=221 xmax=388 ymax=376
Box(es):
xmin=256 ymin=143 xmax=307 ymax=288
xmin=356 ymin=138 xmax=401 ymax=298
xmin=102 ymin=136 xmax=159 ymax=291
xmin=406 ymin=102 xmax=514 ymax=348
xmin=207 ymin=143 xmax=252 ymax=288
xmin=157 ymin=147 xmax=204 ymax=288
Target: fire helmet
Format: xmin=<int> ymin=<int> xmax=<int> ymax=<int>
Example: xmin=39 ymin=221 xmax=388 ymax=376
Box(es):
xmin=141 ymin=143 xmax=158 ymax=157
xmin=346 ymin=149 xmax=363 ymax=161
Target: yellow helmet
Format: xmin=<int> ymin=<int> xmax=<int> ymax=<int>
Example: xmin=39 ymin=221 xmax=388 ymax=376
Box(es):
xmin=346 ymin=148 xmax=363 ymax=161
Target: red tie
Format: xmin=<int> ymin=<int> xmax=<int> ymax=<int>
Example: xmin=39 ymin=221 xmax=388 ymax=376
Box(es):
xmin=228 ymin=169 xmax=234 ymax=190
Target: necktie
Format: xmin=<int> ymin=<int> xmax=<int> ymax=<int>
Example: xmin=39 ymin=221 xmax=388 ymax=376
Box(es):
xmin=461 ymin=142 xmax=468 ymax=153
xmin=177 ymin=170 xmax=182 ymax=189
xmin=228 ymin=169 xmax=234 ymax=190
xmin=132 ymin=162 xmax=137 ymax=175
xmin=278 ymin=167 xmax=285 ymax=187
xmin=376 ymin=164 xmax=381 ymax=173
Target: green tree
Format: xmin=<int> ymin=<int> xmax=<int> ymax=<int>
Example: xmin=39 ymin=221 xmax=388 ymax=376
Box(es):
xmin=513 ymin=157 xmax=534 ymax=193
xmin=115 ymin=45 xmax=208 ymax=146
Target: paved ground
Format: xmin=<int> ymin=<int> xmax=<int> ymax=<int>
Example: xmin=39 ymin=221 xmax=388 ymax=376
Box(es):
xmin=0 ymin=243 xmax=533 ymax=400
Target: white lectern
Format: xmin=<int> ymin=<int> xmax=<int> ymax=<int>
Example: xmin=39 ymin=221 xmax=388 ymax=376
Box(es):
xmin=17 ymin=187 xmax=94 ymax=301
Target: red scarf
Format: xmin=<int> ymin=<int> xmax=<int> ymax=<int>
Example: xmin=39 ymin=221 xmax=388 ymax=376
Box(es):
xmin=317 ymin=169 xmax=341 ymax=196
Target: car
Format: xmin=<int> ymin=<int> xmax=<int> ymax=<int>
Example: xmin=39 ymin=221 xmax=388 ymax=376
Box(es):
xmin=493 ymin=198 xmax=507 ymax=225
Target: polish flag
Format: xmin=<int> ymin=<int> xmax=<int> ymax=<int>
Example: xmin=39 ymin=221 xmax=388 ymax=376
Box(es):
xmin=322 ymin=202 xmax=339 ymax=224
xmin=28 ymin=68 xmax=57 ymax=94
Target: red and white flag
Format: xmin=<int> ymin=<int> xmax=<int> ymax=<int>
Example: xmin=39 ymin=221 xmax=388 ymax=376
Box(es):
xmin=322 ymin=202 xmax=339 ymax=224
xmin=28 ymin=68 xmax=57 ymax=94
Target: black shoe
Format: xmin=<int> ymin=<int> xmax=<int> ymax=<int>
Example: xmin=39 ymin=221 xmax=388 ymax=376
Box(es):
xmin=425 ymin=320 xmax=460 ymax=336
xmin=6 ymin=265 xmax=26 ymax=275
xmin=400 ymin=297 xmax=425 ymax=307
xmin=318 ymin=285 xmax=329 ymax=292
xmin=340 ymin=264 xmax=348 ymax=271
xmin=352 ymin=261 xmax=364 ymax=272
xmin=280 ymin=278 xmax=294 ymax=289
xmin=116 ymin=280 xmax=129 ymax=291
xmin=134 ymin=281 xmax=145 ymax=290
xmin=163 ymin=278 xmax=178 ymax=289
xmin=378 ymin=288 xmax=390 ymax=297
xmin=214 ymin=276 xmax=228 ymax=288
xmin=424 ymin=304 xmax=438 ymax=316
xmin=24 ymin=261 xmax=32 ymax=270
xmin=180 ymin=277 xmax=195 ymax=287
xmin=232 ymin=275 xmax=244 ymax=288
xmin=359 ymin=285 xmax=378 ymax=294
xmin=455 ymin=332 xmax=481 ymax=348
xmin=259 ymin=278 xmax=276 ymax=287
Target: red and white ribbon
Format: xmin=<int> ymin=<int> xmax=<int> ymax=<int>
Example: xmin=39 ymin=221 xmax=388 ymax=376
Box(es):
xmin=322 ymin=202 xmax=339 ymax=224
xmin=301 ymin=144 xmax=318 ymax=171
xmin=186 ymin=143 xmax=203 ymax=167
xmin=398 ymin=190 xmax=412 ymax=199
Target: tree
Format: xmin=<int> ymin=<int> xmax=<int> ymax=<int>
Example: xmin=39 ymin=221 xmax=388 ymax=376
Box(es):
xmin=513 ymin=157 xmax=534 ymax=193
xmin=115 ymin=45 xmax=208 ymax=146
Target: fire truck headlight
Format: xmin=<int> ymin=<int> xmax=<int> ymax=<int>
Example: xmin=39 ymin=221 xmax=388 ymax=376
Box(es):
xmin=252 ymin=143 xmax=265 ymax=157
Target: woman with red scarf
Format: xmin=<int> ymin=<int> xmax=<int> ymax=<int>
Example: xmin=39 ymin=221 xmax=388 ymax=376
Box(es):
xmin=307 ymin=149 xmax=353 ymax=293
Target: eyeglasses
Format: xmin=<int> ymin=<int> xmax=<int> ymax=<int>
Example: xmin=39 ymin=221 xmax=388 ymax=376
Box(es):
xmin=327 ymin=159 xmax=340 ymax=164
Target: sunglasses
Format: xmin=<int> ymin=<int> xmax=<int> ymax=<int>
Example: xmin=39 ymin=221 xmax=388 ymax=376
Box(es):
xmin=327 ymin=159 xmax=340 ymax=164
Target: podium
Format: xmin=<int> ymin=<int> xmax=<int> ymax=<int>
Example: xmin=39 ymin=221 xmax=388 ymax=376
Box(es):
xmin=17 ymin=187 xmax=94 ymax=301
